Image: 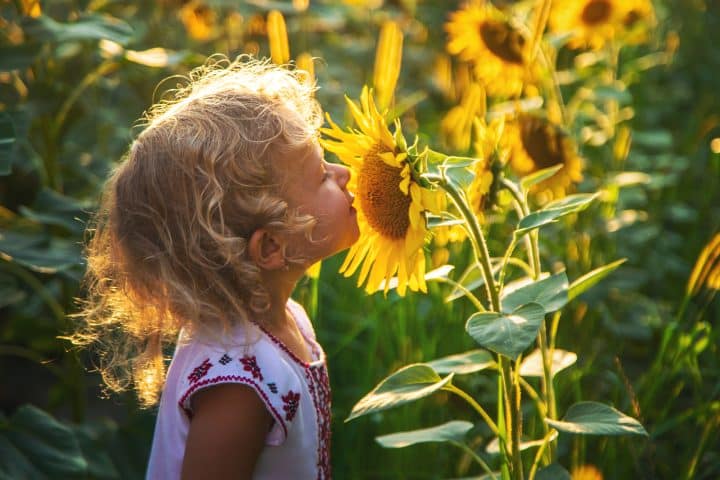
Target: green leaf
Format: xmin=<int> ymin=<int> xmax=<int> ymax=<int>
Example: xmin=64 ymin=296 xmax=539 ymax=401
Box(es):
xmin=19 ymin=188 xmax=91 ymax=234
xmin=73 ymin=423 xmax=121 ymax=480
xmin=442 ymin=156 xmax=480 ymax=169
xmin=22 ymin=14 xmax=134 ymax=46
xmin=2 ymin=405 xmax=86 ymax=477
xmin=427 ymin=350 xmax=495 ymax=375
xmin=568 ymin=259 xmax=626 ymax=302
xmin=466 ymin=303 xmax=545 ymax=359
xmin=518 ymin=349 xmax=577 ymax=378
xmin=501 ymin=271 xmax=569 ymax=314
xmin=520 ymin=165 xmax=563 ymax=191
xmin=536 ymin=464 xmax=571 ymax=480
xmin=632 ymin=130 xmax=674 ymax=151
xmin=0 ymin=232 xmax=83 ymax=273
xmin=516 ymin=194 xmax=598 ymax=235
xmin=0 ymin=435 xmax=43 ymax=480
xmin=546 ymin=401 xmax=648 ymax=436
xmin=441 ymin=165 xmax=476 ymax=190
xmin=376 ymin=420 xmax=473 ymax=448
xmin=347 ymin=364 xmax=455 ymax=421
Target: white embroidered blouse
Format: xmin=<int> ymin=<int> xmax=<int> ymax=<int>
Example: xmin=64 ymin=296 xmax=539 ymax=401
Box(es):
xmin=146 ymin=299 xmax=332 ymax=480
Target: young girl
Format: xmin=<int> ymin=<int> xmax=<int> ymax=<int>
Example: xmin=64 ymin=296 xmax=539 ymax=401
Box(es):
xmin=75 ymin=56 xmax=359 ymax=479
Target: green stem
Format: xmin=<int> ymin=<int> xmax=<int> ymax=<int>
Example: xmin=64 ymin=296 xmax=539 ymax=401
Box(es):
xmin=448 ymin=385 xmax=500 ymax=437
xmin=455 ymin=441 xmax=498 ymax=479
xmin=528 ymin=429 xmax=559 ymax=480
xmin=436 ymin=276 xmax=487 ymax=312
xmin=433 ymin=175 xmax=500 ymax=311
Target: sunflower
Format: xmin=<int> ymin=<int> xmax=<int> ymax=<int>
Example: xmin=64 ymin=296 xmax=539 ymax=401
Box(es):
xmin=505 ymin=113 xmax=582 ymax=199
xmin=549 ymin=0 xmax=626 ymax=50
xmin=321 ymin=87 xmax=441 ymax=296
xmin=619 ymin=0 xmax=656 ymax=45
xmin=469 ymin=116 xmax=505 ymax=222
xmin=445 ymin=2 xmax=529 ymax=97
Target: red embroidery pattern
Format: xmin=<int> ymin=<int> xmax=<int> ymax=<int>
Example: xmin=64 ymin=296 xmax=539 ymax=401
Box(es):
xmin=187 ymin=358 xmax=212 ymax=383
xmin=307 ymin=364 xmax=332 ymax=480
xmin=281 ymin=390 xmax=300 ymax=421
xmin=178 ymin=375 xmax=287 ymax=438
xmin=239 ymin=355 xmax=263 ymax=381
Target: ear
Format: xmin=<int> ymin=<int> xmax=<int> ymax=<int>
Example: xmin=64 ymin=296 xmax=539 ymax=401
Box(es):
xmin=248 ymin=228 xmax=286 ymax=270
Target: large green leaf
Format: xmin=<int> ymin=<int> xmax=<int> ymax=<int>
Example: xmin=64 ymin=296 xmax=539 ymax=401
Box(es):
xmin=376 ymin=420 xmax=473 ymax=448
xmin=546 ymin=401 xmax=648 ymax=436
xmin=466 ymin=303 xmax=545 ymax=359
xmin=0 ymin=435 xmax=43 ymax=480
xmin=518 ymin=349 xmax=577 ymax=378
xmin=347 ymin=364 xmax=455 ymax=421
xmin=516 ymin=194 xmax=598 ymax=235
xmin=19 ymin=188 xmax=91 ymax=234
xmin=22 ymin=14 xmax=134 ymax=45
xmin=0 ymin=232 xmax=83 ymax=273
xmin=501 ymin=271 xmax=569 ymax=314
xmin=74 ymin=423 xmax=121 ymax=480
xmin=1 ymin=405 xmax=86 ymax=478
xmin=568 ymin=259 xmax=626 ymax=301
xmin=427 ymin=350 xmax=495 ymax=375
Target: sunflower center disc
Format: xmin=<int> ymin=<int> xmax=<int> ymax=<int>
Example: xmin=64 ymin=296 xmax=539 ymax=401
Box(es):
xmin=358 ymin=147 xmax=411 ymax=240
xmin=581 ymin=0 xmax=612 ymax=26
xmin=519 ymin=116 xmax=567 ymax=170
xmin=479 ymin=20 xmax=525 ymax=65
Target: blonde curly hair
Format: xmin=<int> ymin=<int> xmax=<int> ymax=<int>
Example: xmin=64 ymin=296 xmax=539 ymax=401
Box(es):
xmin=72 ymin=55 xmax=322 ymax=405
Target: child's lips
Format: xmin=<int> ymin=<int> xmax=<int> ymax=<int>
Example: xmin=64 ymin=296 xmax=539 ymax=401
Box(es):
xmin=348 ymin=193 xmax=356 ymax=211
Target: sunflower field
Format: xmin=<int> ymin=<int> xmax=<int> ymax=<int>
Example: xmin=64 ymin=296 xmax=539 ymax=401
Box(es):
xmin=1 ymin=0 xmax=719 ymax=479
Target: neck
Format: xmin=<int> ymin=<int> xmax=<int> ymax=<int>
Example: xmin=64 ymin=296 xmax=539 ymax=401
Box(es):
xmin=259 ymin=265 xmax=305 ymax=328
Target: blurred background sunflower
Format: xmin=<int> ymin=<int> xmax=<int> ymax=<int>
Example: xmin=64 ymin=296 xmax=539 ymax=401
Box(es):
xmin=445 ymin=1 xmax=530 ymax=97
xmin=550 ymin=0 xmax=627 ymax=50
xmin=505 ymin=113 xmax=583 ymax=200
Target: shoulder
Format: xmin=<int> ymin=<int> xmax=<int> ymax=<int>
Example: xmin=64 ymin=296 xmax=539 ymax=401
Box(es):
xmin=173 ymin=323 xmax=305 ymax=445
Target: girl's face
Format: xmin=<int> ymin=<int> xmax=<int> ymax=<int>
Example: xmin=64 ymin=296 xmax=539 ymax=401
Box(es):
xmin=283 ymin=140 xmax=360 ymax=265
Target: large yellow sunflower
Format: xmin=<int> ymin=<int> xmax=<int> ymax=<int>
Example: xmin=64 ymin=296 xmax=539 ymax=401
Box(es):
xmin=549 ymin=0 xmax=626 ymax=50
xmin=445 ymin=2 xmax=529 ymax=97
xmin=321 ymin=87 xmax=440 ymax=296
xmin=505 ymin=113 xmax=583 ymax=199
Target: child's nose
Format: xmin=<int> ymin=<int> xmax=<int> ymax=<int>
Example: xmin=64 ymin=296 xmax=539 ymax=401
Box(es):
xmin=335 ymin=164 xmax=351 ymax=188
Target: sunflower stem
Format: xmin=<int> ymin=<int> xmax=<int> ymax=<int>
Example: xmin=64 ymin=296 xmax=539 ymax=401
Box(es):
xmin=430 ymin=173 xmax=528 ymax=478
xmin=435 ymin=177 xmax=500 ymax=311
xmin=502 ymin=177 xmax=557 ymax=466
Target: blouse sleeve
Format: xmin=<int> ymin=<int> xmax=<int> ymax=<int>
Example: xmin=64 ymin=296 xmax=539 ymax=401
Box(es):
xmin=176 ymin=333 xmax=303 ymax=446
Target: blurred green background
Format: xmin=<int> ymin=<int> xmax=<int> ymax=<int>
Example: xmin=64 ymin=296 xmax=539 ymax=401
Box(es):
xmin=0 ymin=0 xmax=718 ymax=479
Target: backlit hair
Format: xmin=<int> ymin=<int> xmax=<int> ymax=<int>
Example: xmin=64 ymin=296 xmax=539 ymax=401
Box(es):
xmin=72 ymin=55 xmax=322 ymax=405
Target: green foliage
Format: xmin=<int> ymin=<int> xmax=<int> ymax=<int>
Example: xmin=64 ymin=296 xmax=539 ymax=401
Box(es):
xmin=546 ymin=401 xmax=648 ymax=436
